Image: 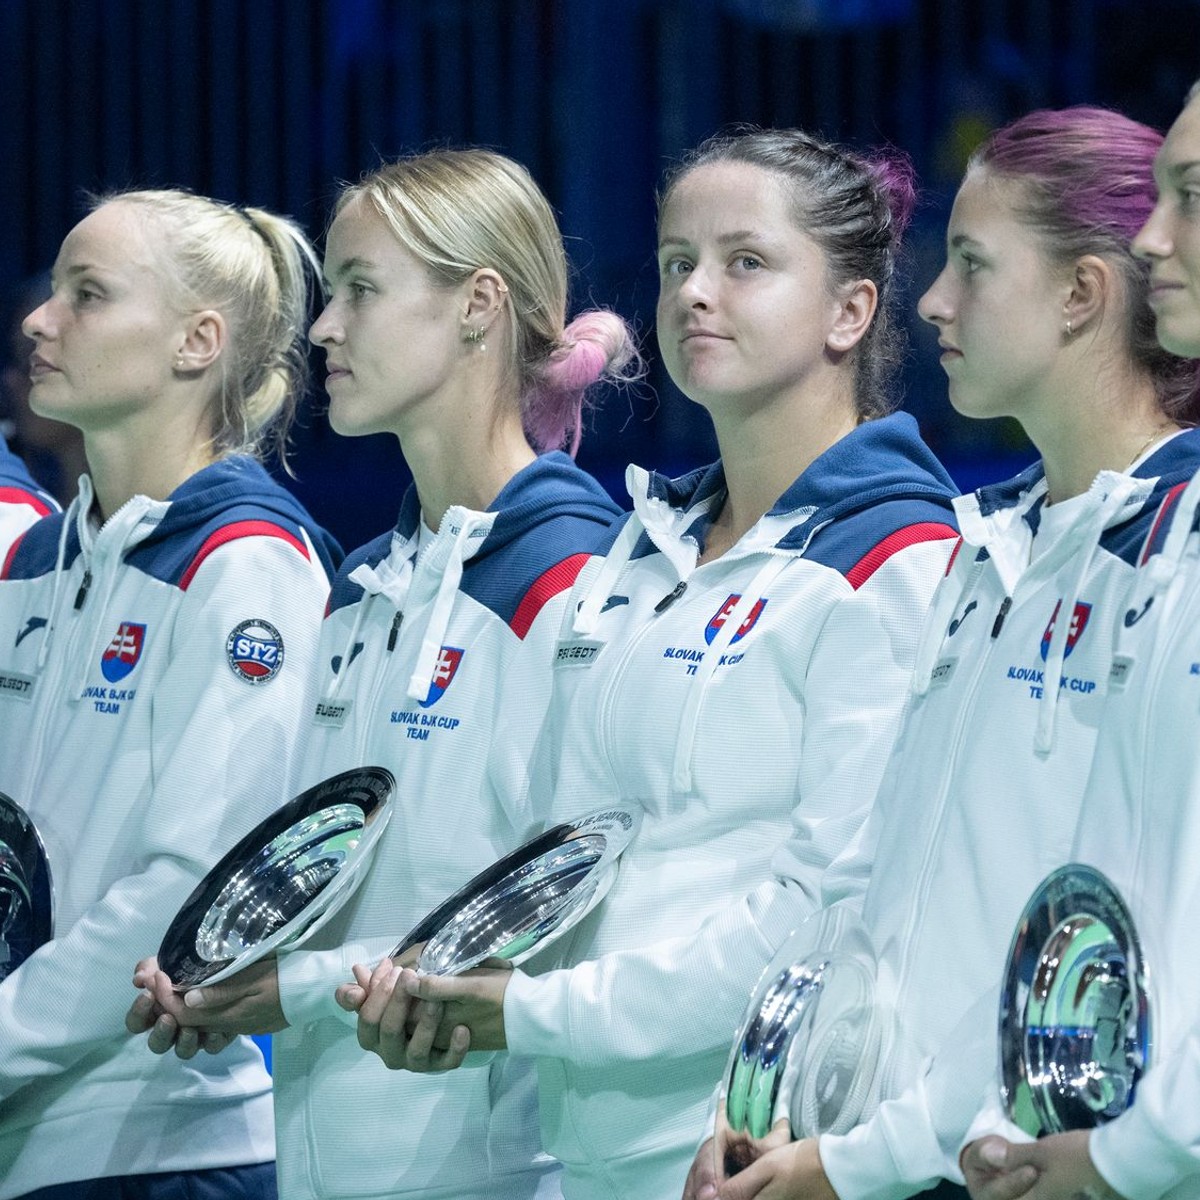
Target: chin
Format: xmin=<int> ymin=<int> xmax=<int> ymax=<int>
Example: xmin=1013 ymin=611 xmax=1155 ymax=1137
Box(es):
xmin=1155 ymin=320 xmax=1200 ymax=360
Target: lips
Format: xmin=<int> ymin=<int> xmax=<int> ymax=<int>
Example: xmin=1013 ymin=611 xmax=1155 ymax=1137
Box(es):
xmin=28 ymin=353 xmax=59 ymax=379
xmin=324 ymin=365 xmax=352 ymax=385
xmin=1147 ymin=280 xmax=1185 ymax=305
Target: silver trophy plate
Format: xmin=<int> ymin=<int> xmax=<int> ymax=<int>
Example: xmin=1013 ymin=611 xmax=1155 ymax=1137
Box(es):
xmin=719 ymin=925 xmax=879 ymax=1163
xmin=158 ymin=766 xmax=395 ymax=990
xmin=999 ymin=863 xmax=1150 ymax=1137
xmin=0 ymin=792 xmax=53 ymax=982
xmin=389 ymin=806 xmax=641 ymax=976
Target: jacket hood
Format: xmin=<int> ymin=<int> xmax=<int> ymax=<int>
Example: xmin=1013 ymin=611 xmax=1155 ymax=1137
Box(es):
xmin=637 ymin=413 xmax=956 ymax=553
xmin=133 ymin=456 xmax=343 ymax=578
xmin=393 ymin=451 xmax=620 ymax=557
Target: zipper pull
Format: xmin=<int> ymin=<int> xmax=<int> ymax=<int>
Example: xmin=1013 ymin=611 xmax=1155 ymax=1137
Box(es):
xmin=990 ymin=596 xmax=1012 ymax=638
xmin=654 ymin=580 xmax=687 ymax=614
xmin=73 ymin=570 xmax=93 ymax=611
xmin=386 ymin=610 xmax=404 ymax=651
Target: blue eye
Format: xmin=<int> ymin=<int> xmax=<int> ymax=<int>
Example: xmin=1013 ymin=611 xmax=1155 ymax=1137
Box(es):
xmin=736 ymin=255 xmax=763 ymax=271
xmin=661 ymin=258 xmax=692 ymax=277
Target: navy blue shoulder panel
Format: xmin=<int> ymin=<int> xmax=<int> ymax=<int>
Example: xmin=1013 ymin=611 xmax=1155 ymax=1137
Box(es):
xmin=1101 ymin=480 xmax=1189 ymax=568
xmin=326 ymin=530 xmax=398 ymax=616
xmin=803 ymin=496 xmax=959 ymax=585
xmin=124 ymin=502 xmax=321 ymax=588
xmin=458 ymin=508 xmax=619 ymax=634
xmin=2 ymin=513 xmax=80 ymax=580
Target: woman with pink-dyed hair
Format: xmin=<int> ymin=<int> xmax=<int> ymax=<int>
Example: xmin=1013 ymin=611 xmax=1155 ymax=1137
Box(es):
xmin=128 ymin=148 xmax=637 ymax=1200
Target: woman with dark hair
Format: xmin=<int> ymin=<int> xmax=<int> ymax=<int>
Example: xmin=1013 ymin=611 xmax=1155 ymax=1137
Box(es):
xmin=131 ymin=148 xmax=637 ymax=1200
xmin=352 ymin=127 xmax=960 ymax=1200
xmin=704 ymin=106 xmax=1200 ymax=1200
xmin=963 ymin=83 xmax=1200 ymax=1200
xmin=0 ymin=189 xmax=340 ymax=1199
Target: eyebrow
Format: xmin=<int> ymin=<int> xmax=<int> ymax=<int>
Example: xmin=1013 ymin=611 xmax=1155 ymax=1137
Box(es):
xmin=949 ymin=233 xmax=985 ymax=250
xmin=324 ymin=255 xmax=378 ymax=282
xmin=658 ymin=230 xmax=776 ymax=251
xmin=1164 ymin=159 xmax=1200 ymax=179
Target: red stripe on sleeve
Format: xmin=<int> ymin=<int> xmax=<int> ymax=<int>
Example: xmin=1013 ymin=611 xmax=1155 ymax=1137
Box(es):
xmin=179 ymin=519 xmax=310 ymax=591
xmin=509 ymin=552 xmax=590 ymax=640
xmin=1139 ymin=482 xmax=1188 ymax=566
xmin=1 ymin=532 xmax=26 ymax=579
xmin=0 ymin=486 xmax=52 ymax=518
xmin=943 ymin=535 xmax=964 ymax=576
xmin=845 ymin=522 xmax=959 ymax=591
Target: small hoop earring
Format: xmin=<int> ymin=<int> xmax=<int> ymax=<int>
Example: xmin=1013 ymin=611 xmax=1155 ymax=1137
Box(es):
xmin=464 ymin=327 xmax=485 ymax=347
xmin=1064 ymin=319 xmax=1074 ymax=337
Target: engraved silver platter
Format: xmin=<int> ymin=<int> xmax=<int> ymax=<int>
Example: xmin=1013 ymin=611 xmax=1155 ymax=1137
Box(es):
xmin=0 ymin=792 xmax=53 ymax=981
xmin=389 ymin=806 xmax=641 ymax=976
xmin=158 ymin=766 xmax=395 ymax=990
xmin=718 ymin=924 xmax=880 ymax=1167
xmin=999 ymin=863 xmax=1150 ymax=1137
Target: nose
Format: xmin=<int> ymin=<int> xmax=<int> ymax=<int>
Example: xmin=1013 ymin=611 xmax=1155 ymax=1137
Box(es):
xmin=1132 ymin=200 xmax=1171 ymax=262
xmin=21 ymin=298 xmax=55 ymax=341
xmin=308 ymin=301 xmax=342 ymax=346
xmin=917 ymin=267 xmax=953 ymax=326
xmin=676 ymin=265 xmax=713 ymax=310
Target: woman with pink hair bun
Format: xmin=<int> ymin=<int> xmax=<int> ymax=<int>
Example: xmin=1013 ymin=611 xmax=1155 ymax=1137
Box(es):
xmin=128 ymin=147 xmax=637 ymax=1200
xmin=350 ymin=126 xmax=961 ymax=1200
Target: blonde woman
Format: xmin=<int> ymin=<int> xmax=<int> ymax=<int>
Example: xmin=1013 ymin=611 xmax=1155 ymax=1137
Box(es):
xmin=0 ymin=190 xmax=339 ymax=1199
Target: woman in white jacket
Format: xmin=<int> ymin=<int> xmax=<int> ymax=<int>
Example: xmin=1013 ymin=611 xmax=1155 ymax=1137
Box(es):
xmin=0 ymin=191 xmax=339 ymax=1198
xmin=0 ymin=429 xmax=55 ymax=558
xmin=350 ymin=128 xmax=961 ymax=1200
xmin=706 ymin=108 xmax=1200 ymax=1200
xmin=961 ymin=82 xmax=1200 ymax=1200
xmin=130 ymin=149 xmax=637 ymax=1200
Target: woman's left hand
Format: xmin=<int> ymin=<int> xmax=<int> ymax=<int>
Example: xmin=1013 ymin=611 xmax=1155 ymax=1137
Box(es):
xmin=715 ymin=1138 xmax=838 ymax=1200
xmin=353 ymin=960 xmax=512 ymax=1071
xmin=962 ymin=1132 xmax=1124 ymax=1200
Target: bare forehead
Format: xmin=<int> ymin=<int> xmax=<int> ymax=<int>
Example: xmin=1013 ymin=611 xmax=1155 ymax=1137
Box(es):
xmin=57 ymin=202 xmax=161 ymax=275
xmin=1160 ymin=95 xmax=1200 ymax=170
xmin=660 ymin=160 xmax=801 ymax=238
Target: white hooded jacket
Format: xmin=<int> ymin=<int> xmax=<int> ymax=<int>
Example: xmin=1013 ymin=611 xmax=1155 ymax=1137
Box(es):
xmin=501 ymin=414 xmax=960 ymax=1200
xmin=813 ymin=430 xmax=1200 ymax=1200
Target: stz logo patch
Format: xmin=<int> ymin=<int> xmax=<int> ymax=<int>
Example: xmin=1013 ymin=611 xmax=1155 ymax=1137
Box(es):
xmin=101 ymin=622 xmax=146 ymax=682
xmin=226 ymin=619 xmax=285 ymax=685
xmin=704 ymin=595 xmax=768 ymax=646
xmin=1040 ymin=600 xmax=1092 ymax=663
xmin=419 ymin=646 xmax=463 ymax=708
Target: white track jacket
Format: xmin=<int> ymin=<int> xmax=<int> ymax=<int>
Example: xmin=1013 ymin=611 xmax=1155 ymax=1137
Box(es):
xmin=272 ymin=453 xmax=621 ymax=1200
xmin=965 ymin=448 xmax=1200 ymax=1200
xmin=814 ymin=429 xmax=1200 ymax=1200
xmin=500 ymin=414 xmax=960 ymax=1200
xmin=0 ymin=456 xmax=338 ymax=1197
xmin=0 ymin=432 xmax=55 ymax=560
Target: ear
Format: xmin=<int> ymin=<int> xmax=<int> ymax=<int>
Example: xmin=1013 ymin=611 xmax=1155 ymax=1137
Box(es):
xmin=1062 ymin=254 xmax=1111 ymax=336
xmin=175 ymin=310 xmax=227 ymax=373
xmin=460 ymin=268 xmax=508 ymax=338
xmin=826 ymin=279 xmax=879 ymax=354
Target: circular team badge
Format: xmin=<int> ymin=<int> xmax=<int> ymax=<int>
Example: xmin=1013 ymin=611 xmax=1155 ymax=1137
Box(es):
xmin=225 ymin=619 xmax=285 ymax=685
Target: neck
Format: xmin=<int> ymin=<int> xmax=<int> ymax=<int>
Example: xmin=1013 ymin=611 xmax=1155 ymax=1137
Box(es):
xmin=701 ymin=375 xmax=859 ymax=563
xmin=1031 ymin=371 xmax=1175 ymax=506
xmin=396 ymin=393 xmax=536 ymax=532
xmin=81 ymin=402 xmax=218 ymax=523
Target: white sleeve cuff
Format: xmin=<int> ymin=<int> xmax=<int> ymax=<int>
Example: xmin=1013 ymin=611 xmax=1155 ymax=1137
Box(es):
xmin=278 ymin=940 xmax=381 ymax=1029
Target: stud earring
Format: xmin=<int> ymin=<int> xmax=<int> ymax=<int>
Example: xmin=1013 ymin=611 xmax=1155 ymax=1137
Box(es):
xmin=1064 ymin=319 xmax=1074 ymax=337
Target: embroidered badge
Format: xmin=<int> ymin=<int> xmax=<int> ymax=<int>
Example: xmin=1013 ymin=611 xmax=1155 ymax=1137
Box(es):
xmin=226 ymin=619 xmax=285 ymax=685
xmin=101 ymin=622 xmax=147 ymax=683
